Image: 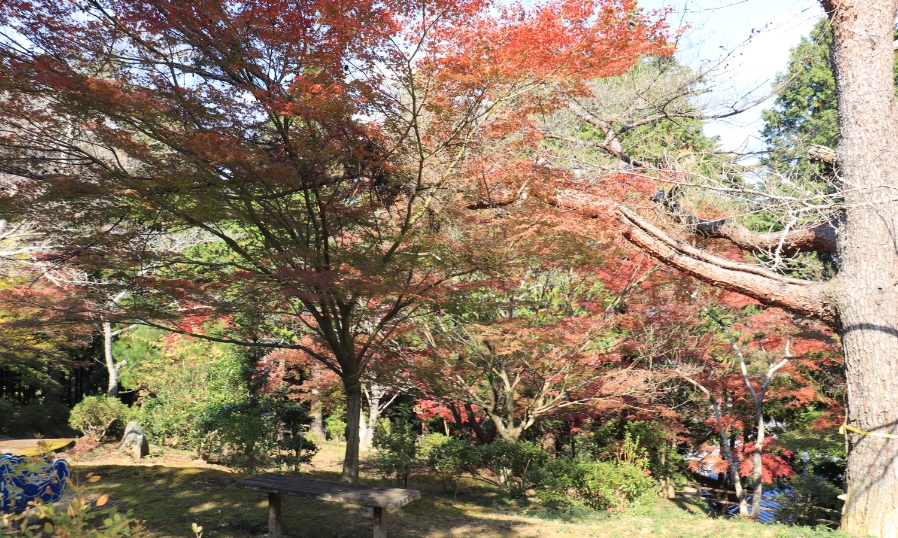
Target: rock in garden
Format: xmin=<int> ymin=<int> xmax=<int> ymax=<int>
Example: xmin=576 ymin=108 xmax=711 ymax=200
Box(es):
xmin=119 ymin=422 xmax=149 ymax=460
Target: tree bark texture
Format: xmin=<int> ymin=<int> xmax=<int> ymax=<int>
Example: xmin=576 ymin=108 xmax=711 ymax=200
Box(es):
xmin=342 ymin=378 xmax=363 ymax=483
xmin=542 ymin=431 xmax=557 ymax=459
xmin=464 ymin=403 xmax=494 ymax=444
xmin=823 ymin=0 xmax=898 ymax=533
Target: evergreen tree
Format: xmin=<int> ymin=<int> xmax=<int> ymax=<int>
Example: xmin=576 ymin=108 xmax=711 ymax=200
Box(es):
xmin=761 ymin=18 xmax=898 ymax=180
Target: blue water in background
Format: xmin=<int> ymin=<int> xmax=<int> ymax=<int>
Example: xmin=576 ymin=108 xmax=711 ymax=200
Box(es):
xmin=699 ymin=472 xmax=784 ymax=523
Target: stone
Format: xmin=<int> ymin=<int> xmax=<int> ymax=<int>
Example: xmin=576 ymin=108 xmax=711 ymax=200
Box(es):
xmin=119 ymin=422 xmax=149 ymax=460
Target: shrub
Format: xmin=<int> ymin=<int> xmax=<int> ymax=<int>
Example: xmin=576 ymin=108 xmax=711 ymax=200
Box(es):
xmin=468 ymin=440 xmax=549 ymax=494
xmin=574 ymin=460 xmax=656 ymax=511
xmin=303 ymin=430 xmax=325 ymax=447
xmin=4 ymin=401 xmax=72 ymax=439
xmin=197 ymin=395 xmax=318 ymax=473
xmin=423 ymin=434 xmax=473 ymax=494
xmin=274 ymin=403 xmax=320 ymax=472
xmin=127 ymin=354 xmax=246 ymax=449
xmin=537 ymin=434 xmax=657 ymax=512
xmin=587 ymin=419 xmax=687 ymax=486
xmin=774 ymin=474 xmax=844 ymax=527
xmin=374 ymin=404 xmax=419 ymax=486
xmin=115 ymin=326 xmax=247 ymax=451
xmin=538 ymin=456 xmax=657 ymax=512
xmin=324 ymin=413 xmax=346 ymax=442
xmin=69 ymin=396 xmax=128 ymax=442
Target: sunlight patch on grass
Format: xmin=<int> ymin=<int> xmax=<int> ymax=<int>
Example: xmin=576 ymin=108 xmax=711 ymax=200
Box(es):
xmin=71 ymin=462 xmax=852 ymax=538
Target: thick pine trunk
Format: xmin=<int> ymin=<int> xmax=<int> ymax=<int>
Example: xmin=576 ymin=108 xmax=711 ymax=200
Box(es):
xmin=826 ymin=0 xmax=898 ymax=534
xmin=342 ymin=377 xmax=363 ymax=483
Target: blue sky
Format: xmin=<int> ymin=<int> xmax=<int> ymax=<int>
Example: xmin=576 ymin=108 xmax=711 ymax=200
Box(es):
xmin=646 ymin=0 xmax=825 ymax=151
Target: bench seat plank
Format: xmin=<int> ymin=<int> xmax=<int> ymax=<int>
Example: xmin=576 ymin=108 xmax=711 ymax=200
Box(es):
xmin=236 ymin=473 xmax=421 ymax=510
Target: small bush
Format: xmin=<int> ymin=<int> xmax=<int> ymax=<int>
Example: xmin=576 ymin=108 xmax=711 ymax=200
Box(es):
xmin=538 ymin=457 xmax=657 ymax=512
xmin=4 ymin=401 xmax=72 ymax=439
xmin=69 ymin=396 xmax=128 ymax=442
xmin=574 ymin=460 xmax=656 ymax=511
xmin=423 ymin=434 xmax=472 ymax=494
xmin=197 ymin=395 xmax=318 ymax=473
xmin=374 ymin=404 xmax=418 ymax=486
xmin=470 ymin=440 xmax=549 ymax=494
xmin=304 ymin=430 xmax=325 ymax=447
xmin=324 ymin=414 xmax=346 ymax=442
xmin=775 ymin=474 xmax=844 ymax=527
xmin=587 ymin=420 xmax=687 ymax=486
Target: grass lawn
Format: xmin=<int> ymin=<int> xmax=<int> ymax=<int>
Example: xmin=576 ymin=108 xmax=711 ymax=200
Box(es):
xmin=69 ymin=442 xmax=852 ymax=538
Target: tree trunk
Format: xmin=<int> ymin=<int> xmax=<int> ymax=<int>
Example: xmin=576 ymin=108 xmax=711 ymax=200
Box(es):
xmin=464 ymin=403 xmax=493 ymax=444
xmin=342 ymin=377 xmax=363 ymax=483
xmin=358 ymin=408 xmax=368 ymax=451
xmin=542 ymin=431 xmax=557 ymax=459
xmin=711 ymin=396 xmax=747 ymax=516
xmin=103 ymin=321 xmax=118 ymax=398
xmin=310 ymin=388 xmax=325 ymax=440
xmin=750 ymin=413 xmax=764 ymax=518
xmin=824 ymin=0 xmax=898 ymax=534
xmin=360 ymin=391 xmax=380 ymax=450
xmin=367 ymin=404 xmax=379 ymax=444
xmin=490 ymin=410 xmax=523 ymax=442
xmin=362 ymin=384 xmax=394 ymax=450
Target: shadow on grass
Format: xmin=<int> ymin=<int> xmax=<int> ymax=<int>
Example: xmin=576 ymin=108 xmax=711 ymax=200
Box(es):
xmin=666 ymin=494 xmax=725 ymax=519
xmin=73 ymin=465 xmax=853 ymax=538
xmin=76 ymin=465 xmax=553 ymax=538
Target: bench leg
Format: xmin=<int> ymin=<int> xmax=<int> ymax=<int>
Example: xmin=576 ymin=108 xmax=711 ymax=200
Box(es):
xmin=269 ymin=492 xmax=282 ymax=538
xmin=373 ymin=506 xmax=387 ymax=538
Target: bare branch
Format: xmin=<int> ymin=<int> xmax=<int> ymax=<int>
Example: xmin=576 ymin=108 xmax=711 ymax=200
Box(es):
xmin=617 ymin=206 xmax=838 ymax=325
xmin=656 ymin=188 xmax=838 ymax=255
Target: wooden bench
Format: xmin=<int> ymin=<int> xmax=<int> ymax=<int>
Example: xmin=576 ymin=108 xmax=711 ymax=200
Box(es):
xmin=236 ymin=473 xmax=420 ymax=538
